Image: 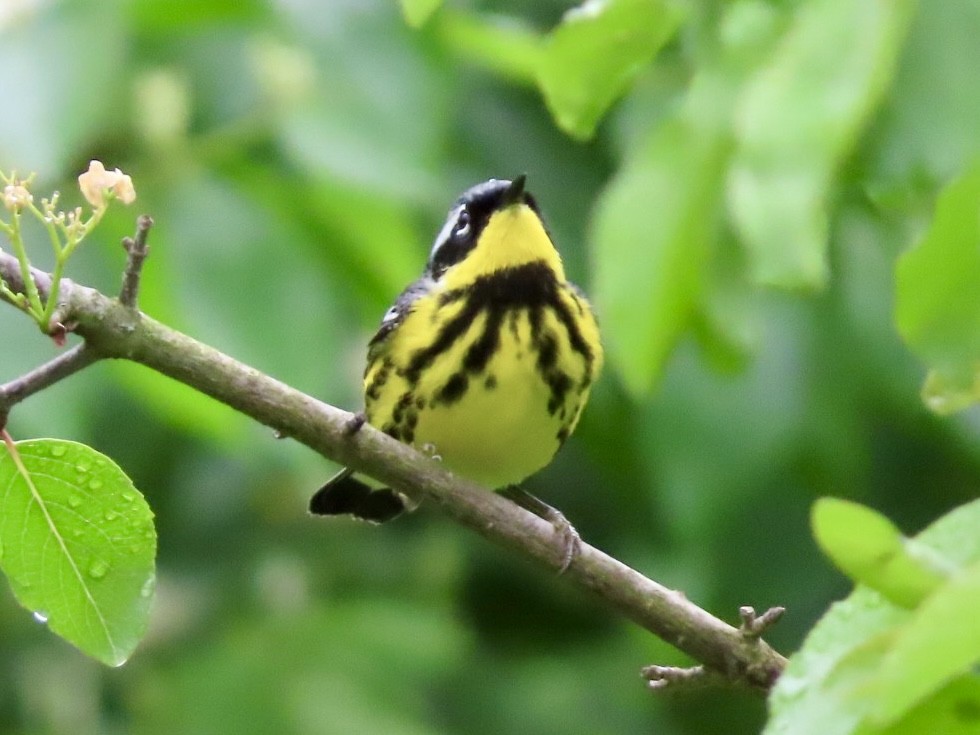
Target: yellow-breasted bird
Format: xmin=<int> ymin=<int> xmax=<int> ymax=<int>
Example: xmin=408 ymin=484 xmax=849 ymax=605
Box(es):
xmin=310 ymin=176 xmax=602 ymax=568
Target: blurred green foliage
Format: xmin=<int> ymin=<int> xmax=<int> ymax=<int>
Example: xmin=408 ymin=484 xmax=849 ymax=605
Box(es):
xmin=0 ymin=0 xmax=978 ymax=733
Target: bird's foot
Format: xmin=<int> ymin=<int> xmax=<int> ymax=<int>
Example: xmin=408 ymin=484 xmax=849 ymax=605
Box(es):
xmin=499 ymin=486 xmax=581 ymax=573
xmin=542 ymin=505 xmax=581 ymax=574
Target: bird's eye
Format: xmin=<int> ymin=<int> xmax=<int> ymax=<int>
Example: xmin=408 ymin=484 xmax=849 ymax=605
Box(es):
xmin=452 ymin=211 xmax=471 ymax=239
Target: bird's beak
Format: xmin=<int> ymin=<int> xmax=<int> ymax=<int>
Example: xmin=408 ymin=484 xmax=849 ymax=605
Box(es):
xmin=502 ymin=174 xmax=527 ymax=207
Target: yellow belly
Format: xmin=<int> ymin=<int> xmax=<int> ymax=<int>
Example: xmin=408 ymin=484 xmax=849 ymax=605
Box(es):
xmin=365 ymin=303 xmax=594 ymax=489
xmin=411 ymin=340 xmax=562 ymax=488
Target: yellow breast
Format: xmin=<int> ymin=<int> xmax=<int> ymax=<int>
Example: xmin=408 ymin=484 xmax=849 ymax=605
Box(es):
xmin=364 ymin=279 xmax=600 ymax=489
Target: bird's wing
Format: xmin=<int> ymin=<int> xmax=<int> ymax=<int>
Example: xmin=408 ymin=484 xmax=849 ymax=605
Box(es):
xmin=366 ymin=275 xmax=434 ymax=358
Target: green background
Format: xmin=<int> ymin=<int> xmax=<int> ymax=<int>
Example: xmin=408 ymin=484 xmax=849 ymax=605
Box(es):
xmin=1 ymin=1 xmax=978 ymax=733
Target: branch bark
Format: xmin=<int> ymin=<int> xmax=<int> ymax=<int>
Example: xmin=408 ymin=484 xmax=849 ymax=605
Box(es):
xmin=0 ymin=248 xmax=788 ymax=691
xmin=0 ymin=343 xmax=99 ymax=428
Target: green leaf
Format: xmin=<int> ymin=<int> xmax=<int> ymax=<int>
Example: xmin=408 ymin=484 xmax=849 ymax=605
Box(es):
xmin=866 ymin=676 xmax=980 ymax=735
xmin=436 ymin=10 xmax=542 ymax=87
xmin=0 ymin=439 xmax=156 ymax=666
xmin=867 ymin=2 xmax=980 ymax=189
xmin=895 ymin=161 xmax=980 ymax=414
xmin=592 ymin=74 xmax=734 ymax=395
xmin=870 ymin=558 xmax=980 ymax=727
xmin=592 ymin=122 xmax=715 ymax=394
xmin=918 ymin=369 xmax=980 ymax=416
xmin=812 ymin=498 xmax=951 ymax=609
xmin=729 ymin=0 xmax=915 ymax=289
xmin=592 ymin=1 xmax=786 ymax=395
xmin=537 ymin=0 xmax=683 ymax=140
xmin=399 ymin=0 xmax=443 ymax=28
xmin=765 ymin=498 xmax=980 ymax=735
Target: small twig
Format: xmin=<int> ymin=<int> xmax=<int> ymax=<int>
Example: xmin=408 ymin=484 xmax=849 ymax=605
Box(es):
xmin=641 ymin=665 xmax=728 ymax=692
xmin=0 ymin=343 xmax=100 ymax=429
xmin=640 ymin=605 xmax=788 ymax=693
xmin=739 ymin=606 xmax=786 ymax=640
xmin=119 ymin=215 xmax=154 ymax=309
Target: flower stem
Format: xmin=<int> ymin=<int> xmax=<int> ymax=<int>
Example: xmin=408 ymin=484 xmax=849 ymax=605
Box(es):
xmin=40 ymin=256 xmax=66 ymax=330
xmin=8 ymin=210 xmax=44 ymax=319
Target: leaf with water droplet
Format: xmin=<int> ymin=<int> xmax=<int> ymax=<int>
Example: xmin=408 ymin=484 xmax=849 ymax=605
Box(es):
xmin=0 ymin=438 xmax=157 ymax=666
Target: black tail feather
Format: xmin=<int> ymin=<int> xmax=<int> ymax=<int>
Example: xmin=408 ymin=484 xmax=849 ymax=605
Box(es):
xmin=309 ymin=470 xmax=406 ymax=524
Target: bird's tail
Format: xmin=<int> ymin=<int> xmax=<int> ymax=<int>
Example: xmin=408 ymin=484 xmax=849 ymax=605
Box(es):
xmin=308 ymin=467 xmax=407 ymax=523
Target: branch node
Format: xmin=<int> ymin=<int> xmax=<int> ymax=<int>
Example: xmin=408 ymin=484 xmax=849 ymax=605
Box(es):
xmin=344 ymin=411 xmax=367 ymax=436
xmin=119 ymin=214 xmax=154 ymax=309
xmin=739 ymin=605 xmax=786 ymax=640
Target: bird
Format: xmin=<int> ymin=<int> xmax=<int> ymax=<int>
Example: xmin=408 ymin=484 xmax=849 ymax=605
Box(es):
xmin=309 ymin=175 xmax=602 ymax=570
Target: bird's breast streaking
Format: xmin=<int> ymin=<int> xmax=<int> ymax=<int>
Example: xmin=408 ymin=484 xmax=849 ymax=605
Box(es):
xmin=365 ymin=257 xmax=598 ymax=488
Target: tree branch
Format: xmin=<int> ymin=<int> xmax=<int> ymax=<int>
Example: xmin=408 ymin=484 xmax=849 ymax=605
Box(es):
xmin=0 ymin=248 xmax=788 ymax=691
xmin=0 ymin=343 xmax=99 ymax=429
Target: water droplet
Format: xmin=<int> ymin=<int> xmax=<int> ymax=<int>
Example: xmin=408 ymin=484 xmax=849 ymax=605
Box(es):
xmin=104 ymin=510 xmax=119 ymax=521
xmin=143 ymin=529 xmax=154 ymax=539
xmin=140 ymin=576 xmax=156 ymax=598
xmin=88 ymin=559 xmax=109 ymax=579
xmin=88 ymin=478 xmax=103 ymax=491
xmin=68 ymin=494 xmax=82 ymax=508
xmin=121 ymin=492 xmax=134 ymax=503
xmin=71 ymin=528 xmax=83 ymax=538
xmin=32 ymin=610 xmax=48 ymax=624
xmin=75 ymin=460 xmax=90 ymax=474
xmin=50 ymin=445 xmax=66 ymax=458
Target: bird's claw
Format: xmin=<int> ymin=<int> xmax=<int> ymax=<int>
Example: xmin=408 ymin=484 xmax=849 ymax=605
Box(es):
xmin=549 ymin=508 xmax=581 ymax=574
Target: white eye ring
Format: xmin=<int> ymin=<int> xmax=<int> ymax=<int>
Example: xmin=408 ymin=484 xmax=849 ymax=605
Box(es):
xmin=452 ymin=212 xmax=471 ymax=239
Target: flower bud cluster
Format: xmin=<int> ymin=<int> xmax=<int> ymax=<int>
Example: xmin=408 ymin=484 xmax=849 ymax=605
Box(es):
xmin=3 ymin=182 xmax=32 ymax=211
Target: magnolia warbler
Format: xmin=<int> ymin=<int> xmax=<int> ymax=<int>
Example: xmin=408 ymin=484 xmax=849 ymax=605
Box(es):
xmin=310 ymin=176 xmax=602 ymax=568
